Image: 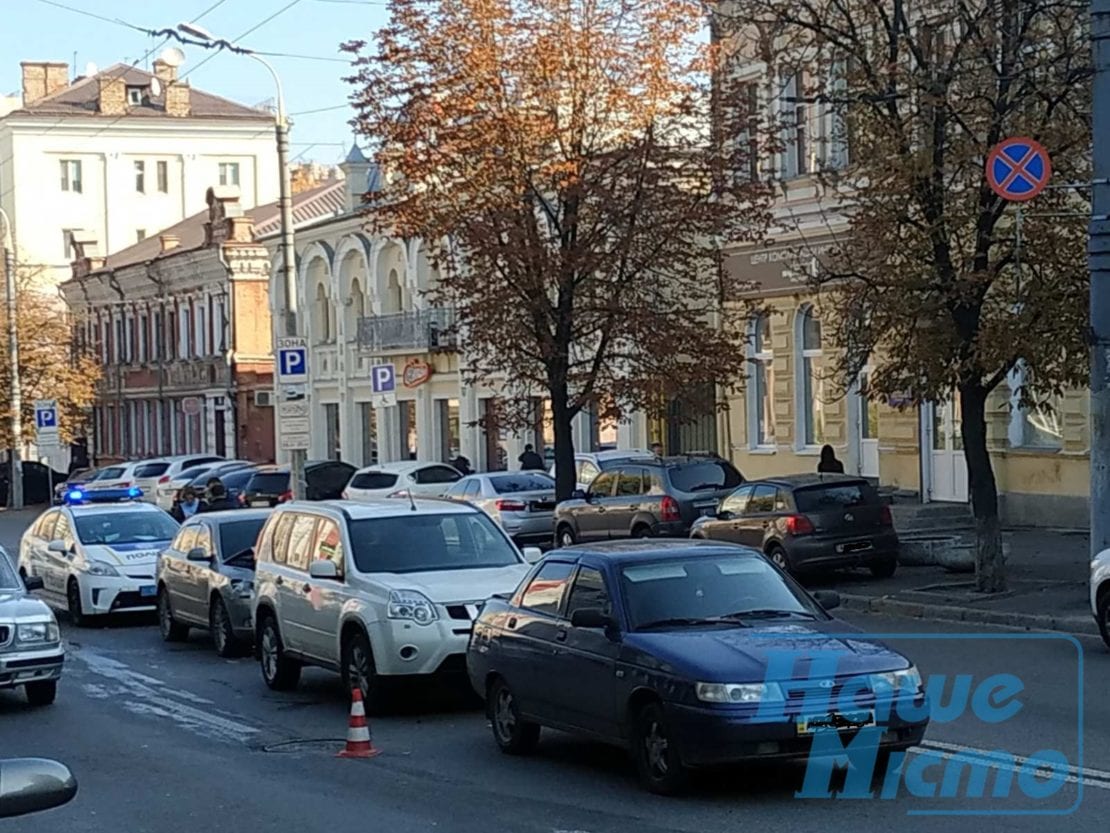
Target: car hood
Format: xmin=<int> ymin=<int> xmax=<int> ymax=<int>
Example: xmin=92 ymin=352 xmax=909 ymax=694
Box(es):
xmin=0 ymin=591 xmax=54 ymax=620
xmin=370 ymin=564 xmax=530 ymax=603
xmin=622 ymin=619 xmax=911 ymax=682
xmin=85 ymin=541 xmax=172 ymax=567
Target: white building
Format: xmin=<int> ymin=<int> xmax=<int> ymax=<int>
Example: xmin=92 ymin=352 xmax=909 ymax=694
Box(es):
xmin=0 ymin=59 xmax=279 ymax=288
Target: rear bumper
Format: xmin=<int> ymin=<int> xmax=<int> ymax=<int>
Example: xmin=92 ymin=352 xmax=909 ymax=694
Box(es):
xmin=788 ymin=530 xmax=899 ymax=570
xmin=500 ymin=513 xmax=555 ymax=542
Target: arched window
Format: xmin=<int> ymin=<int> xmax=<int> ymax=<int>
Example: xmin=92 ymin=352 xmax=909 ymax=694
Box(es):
xmin=748 ymin=313 xmax=775 ymax=448
xmin=385 ymin=268 xmax=403 ymax=314
xmin=314 ymin=283 xmax=331 ymax=343
xmin=795 ymin=305 xmax=825 ymax=446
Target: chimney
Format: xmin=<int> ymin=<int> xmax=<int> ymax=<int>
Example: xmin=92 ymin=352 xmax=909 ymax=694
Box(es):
xmin=164 ymin=82 xmax=191 ymax=118
xmin=97 ymin=75 xmax=126 ymax=116
xmin=69 ymin=230 xmax=105 ymax=279
xmin=21 ymin=61 xmax=69 ymax=106
xmin=159 ymin=234 xmax=180 ymax=253
xmin=152 ymin=59 xmax=177 ymax=85
xmin=204 ymin=186 xmax=243 ymax=246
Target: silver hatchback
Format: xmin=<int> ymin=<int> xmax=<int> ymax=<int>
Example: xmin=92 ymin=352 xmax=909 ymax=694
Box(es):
xmin=443 ymin=471 xmax=557 ymax=544
xmin=156 ymin=509 xmax=270 ymax=656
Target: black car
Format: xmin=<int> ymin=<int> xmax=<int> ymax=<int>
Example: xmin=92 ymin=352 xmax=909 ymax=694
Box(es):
xmin=467 ymin=540 xmax=928 ymax=793
xmin=690 ymin=474 xmax=899 ymax=578
xmin=553 ymin=456 xmax=743 ymax=546
xmin=184 ymin=464 xmax=259 ymax=508
xmin=240 ymin=460 xmax=356 ymax=507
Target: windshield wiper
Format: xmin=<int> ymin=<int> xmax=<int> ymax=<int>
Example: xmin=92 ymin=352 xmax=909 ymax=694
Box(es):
xmin=726 ymin=609 xmax=818 ymax=619
xmin=636 ymin=616 xmax=748 ymax=630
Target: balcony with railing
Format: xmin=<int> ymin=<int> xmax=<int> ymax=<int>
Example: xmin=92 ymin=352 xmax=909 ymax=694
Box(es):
xmin=356 ymin=307 xmax=458 ymax=353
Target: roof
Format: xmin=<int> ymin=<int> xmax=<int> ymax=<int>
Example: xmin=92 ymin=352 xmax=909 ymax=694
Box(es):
xmin=9 ymin=63 xmax=273 ymax=121
xmin=354 ymin=461 xmax=457 ymax=474
xmin=747 ymin=473 xmax=868 ymax=489
xmin=554 ymin=539 xmax=761 ymax=562
xmin=185 ymin=507 xmax=272 ymax=524
xmin=283 ymin=497 xmax=479 ymax=520
xmin=66 ymin=501 xmax=165 ymax=516
xmin=90 ymin=179 xmax=346 ymax=273
xmin=345 ymin=141 xmax=369 ymax=163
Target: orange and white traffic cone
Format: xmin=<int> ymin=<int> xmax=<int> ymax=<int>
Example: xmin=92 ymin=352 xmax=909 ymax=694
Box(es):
xmin=337 ymin=688 xmax=381 ymax=759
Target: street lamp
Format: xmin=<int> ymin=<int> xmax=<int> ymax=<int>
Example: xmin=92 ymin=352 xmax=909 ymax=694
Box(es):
xmin=0 ymin=207 xmax=23 ymax=509
xmin=175 ymin=23 xmax=304 ymax=499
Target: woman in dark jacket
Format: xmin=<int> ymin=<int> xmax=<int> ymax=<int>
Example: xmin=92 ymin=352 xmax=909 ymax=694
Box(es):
xmin=817 ymin=444 xmax=845 ymax=474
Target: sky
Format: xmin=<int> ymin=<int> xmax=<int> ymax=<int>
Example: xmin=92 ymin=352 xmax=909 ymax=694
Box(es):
xmin=5 ymin=0 xmax=391 ymax=163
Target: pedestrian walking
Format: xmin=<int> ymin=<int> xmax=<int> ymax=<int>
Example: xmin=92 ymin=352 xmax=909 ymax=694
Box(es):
xmin=817 ymin=444 xmax=845 ymax=474
xmin=171 ymin=486 xmax=208 ymax=522
xmin=451 ymin=455 xmax=473 ymax=476
xmin=204 ymin=480 xmax=233 ymax=512
xmin=517 ymin=444 xmax=545 ymax=471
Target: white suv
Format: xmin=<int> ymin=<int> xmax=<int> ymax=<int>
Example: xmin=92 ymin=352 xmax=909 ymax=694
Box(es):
xmin=1091 ymin=547 xmax=1110 ymax=647
xmin=252 ymin=499 xmax=540 ymax=708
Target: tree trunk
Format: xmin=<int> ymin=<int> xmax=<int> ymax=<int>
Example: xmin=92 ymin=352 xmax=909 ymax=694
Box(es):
xmin=958 ymin=383 xmax=1007 ymax=593
xmin=549 ymin=373 xmax=578 ymax=502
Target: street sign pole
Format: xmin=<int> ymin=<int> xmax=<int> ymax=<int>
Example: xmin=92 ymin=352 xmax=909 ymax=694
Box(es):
xmin=275 ymin=338 xmax=310 ymax=500
xmin=1092 ymin=0 xmax=1110 ymax=560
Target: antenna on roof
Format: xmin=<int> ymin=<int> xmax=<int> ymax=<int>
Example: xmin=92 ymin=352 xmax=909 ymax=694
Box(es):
xmin=407 ymin=488 xmax=417 ymax=512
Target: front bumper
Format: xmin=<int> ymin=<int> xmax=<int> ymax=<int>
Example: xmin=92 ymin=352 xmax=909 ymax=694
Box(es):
xmin=0 ymin=645 xmax=64 ymax=689
xmin=367 ymin=616 xmax=472 ymax=677
xmin=80 ymin=574 xmax=158 ymax=615
xmin=223 ymin=592 xmax=255 ymax=641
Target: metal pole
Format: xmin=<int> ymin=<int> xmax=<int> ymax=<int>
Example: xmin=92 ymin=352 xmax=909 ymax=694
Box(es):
xmin=1091 ymin=0 xmax=1110 ymax=559
xmin=0 ymin=208 xmax=23 ymax=510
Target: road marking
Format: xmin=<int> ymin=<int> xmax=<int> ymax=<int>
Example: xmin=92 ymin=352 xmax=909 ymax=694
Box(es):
xmin=914 ymin=740 xmax=1110 ymax=791
xmin=71 ymin=646 xmax=259 ymax=744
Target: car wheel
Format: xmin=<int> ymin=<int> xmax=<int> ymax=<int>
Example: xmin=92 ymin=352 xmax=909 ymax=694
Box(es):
xmin=633 ymin=700 xmax=689 ymax=795
xmin=556 ymin=525 xmax=577 ymax=548
xmin=632 ymin=525 xmax=652 ymax=539
xmin=157 ymin=587 xmax=190 ymax=642
xmin=25 ymin=680 xmax=57 ymax=707
xmin=258 ymin=615 xmax=301 ymax=691
xmin=488 ymin=677 xmax=539 ymax=755
xmin=210 ymin=597 xmax=243 ymax=658
xmin=67 ymin=579 xmax=89 ymax=627
xmin=1098 ymin=591 xmax=1110 ymax=649
xmin=869 ymin=557 xmax=898 ymax=579
xmin=766 ymin=545 xmax=792 ymax=573
xmin=341 ymin=630 xmax=388 ymax=712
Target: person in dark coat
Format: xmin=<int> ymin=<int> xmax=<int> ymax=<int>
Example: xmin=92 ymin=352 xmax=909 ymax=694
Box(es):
xmin=451 ymin=456 xmax=473 ymax=476
xmin=817 ymin=444 xmax=845 ymax=474
xmin=171 ymin=486 xmax=208 ymax=522
xmin=517 ymin=444 xmax=546 ymax=471
xmin=204 ymin=480 xmax=233 ymax=512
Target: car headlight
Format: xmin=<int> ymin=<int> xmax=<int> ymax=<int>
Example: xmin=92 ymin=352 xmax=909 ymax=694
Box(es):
xmin=387 ymin=590 xmax=438 ymax=625
xmin=17 ymin=621 xmax=60 ymax=644
xmin=695 ymin=681 xmax=785 ymax=704
xmin=230 ymin=579 xmax=254 ymax=599
xmin=870 ymin=666 xmax=923 ymax=693
xmin=81 ymin=560 xmax=119 ymax=577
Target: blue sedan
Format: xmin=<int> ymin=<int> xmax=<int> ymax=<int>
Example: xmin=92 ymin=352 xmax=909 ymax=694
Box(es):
xmin=466 ymin=540 xmax=929 ymax=793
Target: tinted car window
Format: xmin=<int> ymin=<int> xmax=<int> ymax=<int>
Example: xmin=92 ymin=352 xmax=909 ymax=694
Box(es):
xmin=248 ymin=472 xmax=290 ymax=494
xmin=746 ymin=484 xmax=777 ymax=513
xmin=74 ymin=511 xmax=179 ymax=545
xmin=348 ymin=513 xmax=522 ymax=573
xmin=98 ymin=467 xmax=126 ymax=480
xmin=286 ymin=515 xmax=319 ymax=571
xmin=794 ymin=481 xmax=879 ymax=512
xmin=667 ymin=460 xmax=743 ymax=492
xmin=566 ymin=566 xmax=610 ymax=617
xmin=415 ymin=466 xmax=461 ymax=485
xmin=489 ymin=473 xmax=554 ymax=494
xmin=578 ymin=461 xmax=600 ymax=484
xmin=218 ymin=518 xmax=267 ymax=561
xmin=589 ymin=471 xmax=617 ymax=497
xmin=267 ymin=514 xmax=294 ymax=564
xmin=185 ymin=456 xmax=222 ymax=469
xmin=720 ymin=485 xmax=752 ymax=515
xmin=350 ymin=472 xmax=399 ymax=490
xmin=135 ymin=462 xmax=170 ymax=477
xmin=520 ymin=561 xmax=575 ymax=616
xmin=306 ymin=463 xmax=356 ymax=498
xmin=616 ymin=468 xmax=646 ymax=496
xmin=312 ymin=518 xmax=345 ymax=576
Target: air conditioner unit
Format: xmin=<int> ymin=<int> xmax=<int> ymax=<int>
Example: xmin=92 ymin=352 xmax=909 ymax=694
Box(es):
xmin=254 ymin=390 xmax=274 ymax=407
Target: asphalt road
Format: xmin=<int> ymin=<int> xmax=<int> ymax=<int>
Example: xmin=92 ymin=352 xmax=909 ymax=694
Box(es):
xmin=0 ymin=512 xmax=1107 ymax=830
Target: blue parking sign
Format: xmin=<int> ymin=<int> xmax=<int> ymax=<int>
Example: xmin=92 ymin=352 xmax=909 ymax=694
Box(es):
xmin=276 ymin=337 xmax=309 ymax=384
xmin=371 ymin=364 xmax=395 ymax=394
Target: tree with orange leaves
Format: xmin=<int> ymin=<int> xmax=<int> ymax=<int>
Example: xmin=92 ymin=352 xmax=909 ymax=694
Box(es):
xmin=344 ymin=0 xmax=770 ymax=498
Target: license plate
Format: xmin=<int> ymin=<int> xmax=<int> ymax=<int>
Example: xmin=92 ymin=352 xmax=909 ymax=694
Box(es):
xmin=140 ymin=585 xmax=157 ymax=598
xmin=796 ymin=710 xmax=875 ymax=735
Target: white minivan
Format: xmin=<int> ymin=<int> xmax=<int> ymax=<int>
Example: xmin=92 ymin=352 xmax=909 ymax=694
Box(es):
xmin=251 ymin=499 xmax=539 ymax=709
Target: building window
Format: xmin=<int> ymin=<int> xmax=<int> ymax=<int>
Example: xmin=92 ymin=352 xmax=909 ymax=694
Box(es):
xmin=735 ymin=81 xmax=760 ymax=182
xmin=218 ymin=162 xmax=240 ymax=187
xmin=748 ymin=313 xmax=776 ymax=447
xmin=796 ymin=305 xmax=826 ymax=447
xmin=157 ymin=160 xmax=169 ymax=193
xmin=139 ymin=313 xmax=149 ymax=362
xmin=60 ymin=159 xmax=82 ymax=193
xmin=780 ymin=71 xmax=808 ymax=179
xmin=136 ymin=229 xmax=146 ymax=242
xmin=151 ymin=310 xmax=162 ymax=361
xmin=127 ymin=87 xmax=143 ymax=106
xmin=61 ymin=229 xmax=75 ymax=260
xmin=135 ymin=160 xmax=145 ymax=193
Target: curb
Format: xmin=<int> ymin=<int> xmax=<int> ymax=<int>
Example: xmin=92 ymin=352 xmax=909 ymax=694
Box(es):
xmin=839 ymin=593 xmax=1100 ymax=637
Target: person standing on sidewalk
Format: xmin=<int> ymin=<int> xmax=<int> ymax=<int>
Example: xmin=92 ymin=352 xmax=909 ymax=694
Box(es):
xmin=518 ymin=444 xmax=546 ymax=471
xmin=818 ymin=445 xmax=845 ymax=474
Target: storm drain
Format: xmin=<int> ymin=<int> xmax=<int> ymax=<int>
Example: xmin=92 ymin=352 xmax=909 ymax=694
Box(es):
xmin=262 ymin=739 xmax=346 ymax=754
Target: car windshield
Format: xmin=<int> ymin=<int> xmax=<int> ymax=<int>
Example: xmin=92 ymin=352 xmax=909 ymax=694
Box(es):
xmin=218 ymin=518 xmax=266 ymax=561
xmin=134 ymin=462 xmax=170 ymax=478
xmin=667 ymin=461 xmax=743 ymax=492
xmin=74 ymin=511 xmax=180 ymax=546
xmin=794 ymin=482 xmax=878 ymax=511
xmin=350 ymin=471 xmax=399 ymax=490
xmin=348 ymin=512 xmax=522 ymax=573
xmin=177 ymin=465 xmax=213 ymax=482
xmin=0 ymin=554 xmax=19 ymax=590
xmin=247 ymin=472 xmax=289 ymax=493
xmin=489 ymin=473 xmax=554 ymax=494
xmin=620 ymin=554 xmax=819 ymax=629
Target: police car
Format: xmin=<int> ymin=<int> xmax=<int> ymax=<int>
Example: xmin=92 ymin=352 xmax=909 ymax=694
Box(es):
xmin=18 ymin=495 xmax=180 ymax=626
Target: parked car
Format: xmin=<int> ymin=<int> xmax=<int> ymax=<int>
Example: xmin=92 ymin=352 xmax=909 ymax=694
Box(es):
xmin=240 ymin=461 xmax=356 ymax=507
xmin=0 ymin=549 xmax=63 ymax=705
xmin=53 ymin=467 xmax=98 ymax=504
xmin=156 ymin=508 xmax=270 ymax=656
xmin=153 ymin=458 xmax=240 ymax=510
xmin=188 ymin=465 xmax=258 ymax=507
xmin=0 ymin=759 xmax=77 ymax=818
xmin=549 ymin=449 xmax=656 ymax=493
xmin=252 ymin=498 xmax=541 ymax=707
xmin=133 ymin=455 xmax=225 ymax=506
xmin=342 ymin=461 xmax=462 ymax=501
xmin=443 ymin=471 xmax=557 ymax=544
xmin=553 ymin=456 xmax=743 ymax=546
xmin=81 ymin=461 xmax=148 ymax=493
xmin=1090 ymin=546 xmax=1110 ymax=647
xmin=467 ymin=540 xmax=928 ymax=793
xmin=691 ymin=474 xmax=898 ymax=578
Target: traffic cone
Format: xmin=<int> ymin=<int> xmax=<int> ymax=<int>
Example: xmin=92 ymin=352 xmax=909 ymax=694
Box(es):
xmin=337 ymin=688 xmax=381 ymax=758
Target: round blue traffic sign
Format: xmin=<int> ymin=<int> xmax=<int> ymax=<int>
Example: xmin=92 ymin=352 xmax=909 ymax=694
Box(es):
xmin=986 ymin=137 xmax=1052 ymax=202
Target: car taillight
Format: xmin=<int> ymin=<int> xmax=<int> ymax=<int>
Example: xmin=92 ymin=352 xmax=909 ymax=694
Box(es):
xmin=880 ymin=505 xmax=893 ymax=526
xmin=786 ymin=514 xmax=815 ymax=535
xmin=119 ymin=481 xmax=131 ymax=488
xmin=158 ymin=475 xmax=170 ymax=484
xmin=237 ymin=493 xmax=247 ymax=506
xmin=660 ymin=495 xmax=681 ymax=522
xmin=278 ymin=490 xmax=293 ymax=503
xmin=495 ymin=499 xmax=526 ymax=512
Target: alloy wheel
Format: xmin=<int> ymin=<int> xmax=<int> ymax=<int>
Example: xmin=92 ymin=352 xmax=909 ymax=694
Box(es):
xmin=644 ymin=718 xmax=670 ymax=777
xmin=494 ymin=687 xmax=516 ymax=742
xmin=348 ymin=641 xmax=372 ymax=700
xmin=260 ymin=625 xmax=279 ymax=681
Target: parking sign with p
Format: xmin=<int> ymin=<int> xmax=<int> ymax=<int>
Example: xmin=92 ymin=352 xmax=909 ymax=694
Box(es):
xmin=371 ymin=363 xmax=396 ymax=394
xmin=276 ymin=337 xmax=309 ymax=384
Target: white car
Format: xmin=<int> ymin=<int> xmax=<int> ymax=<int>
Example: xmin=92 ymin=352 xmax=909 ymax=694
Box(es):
xmin=549 ymin=449 xmax=657 ymax=492
xmin=1091 ymin=547 xmax=1110 ymax=647
xmin=251 ymin=499 xmax=540 ymax=707
xmin=133 ymin=455 xmax=225 ymax=505
xmin=81 ymin=461 xmax=146 ymax=493
xmin=154 ymin=459 xmax=246 ymax=510
xmin=342 ymin=461 xmax=462 ymax=501
xmin=19 ymin=500 xmax=181 ymax=625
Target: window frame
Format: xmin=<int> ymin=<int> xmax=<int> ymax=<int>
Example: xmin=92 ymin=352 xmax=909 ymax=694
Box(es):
xmin=747 ymin=313 xmax=776 ymax=450
xmin=311 ymin=517 xmax=346 ymax=579
xmin=135 ymin=160 xmax=146 ymax=193
xmin=218 ymin=162 xmax=240 ymax=187
xmin=565 ymin=564 xmax=612 ymax=620
xmin=519 ymin=560 xmax=576 ymax=618
xmin=795 ymin=305 xmax=826 ymax=448
xmin=588 ymin=470 xmax=618 ymax=498
xmin=60 ymin=159 xmax=82 ymax=193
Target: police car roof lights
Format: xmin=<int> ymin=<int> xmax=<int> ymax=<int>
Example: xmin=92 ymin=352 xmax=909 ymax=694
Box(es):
xmin=64 ymin=486 xmax=144 ymax=506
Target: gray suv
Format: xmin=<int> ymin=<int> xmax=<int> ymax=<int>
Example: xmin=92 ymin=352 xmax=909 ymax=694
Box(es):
xmin=553 ymin=456 xmax=744 ymax=546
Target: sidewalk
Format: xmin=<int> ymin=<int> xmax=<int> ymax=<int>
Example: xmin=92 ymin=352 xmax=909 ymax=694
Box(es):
xmin=810 ymin=527 xmax=1097 ymax=636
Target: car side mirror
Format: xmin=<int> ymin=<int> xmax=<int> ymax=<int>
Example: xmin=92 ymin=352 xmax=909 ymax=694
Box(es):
xmin=308 ymin=559 xmax=338 ymax=580
xmin=22 ymin=575 xmax=43 ymax=592
xmin=186 ymin=548 xmax=210 ymax=563
xmin=570 ymin=489 xmax=587 ymax=501
xmin=716 ymin=510 xmax=734 ymax=521
xmin=521 ymin=546 xmax=543 ymax=564
xmin=571 ymin=607 xmax=616 ymax=630
xmin=0 ymin=758 xmax=78 ymax=819
xmin=47 ymin=540 xmax=68 ymax=554
xmin=813 ymin=590 xmax=841 ymax=611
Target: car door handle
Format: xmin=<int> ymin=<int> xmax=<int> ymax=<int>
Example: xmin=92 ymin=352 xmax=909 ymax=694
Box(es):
xmin=555 ymin=628 xmax=567 ymax=642
xmin=507 ymin=617 xmax=517 ymax=629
